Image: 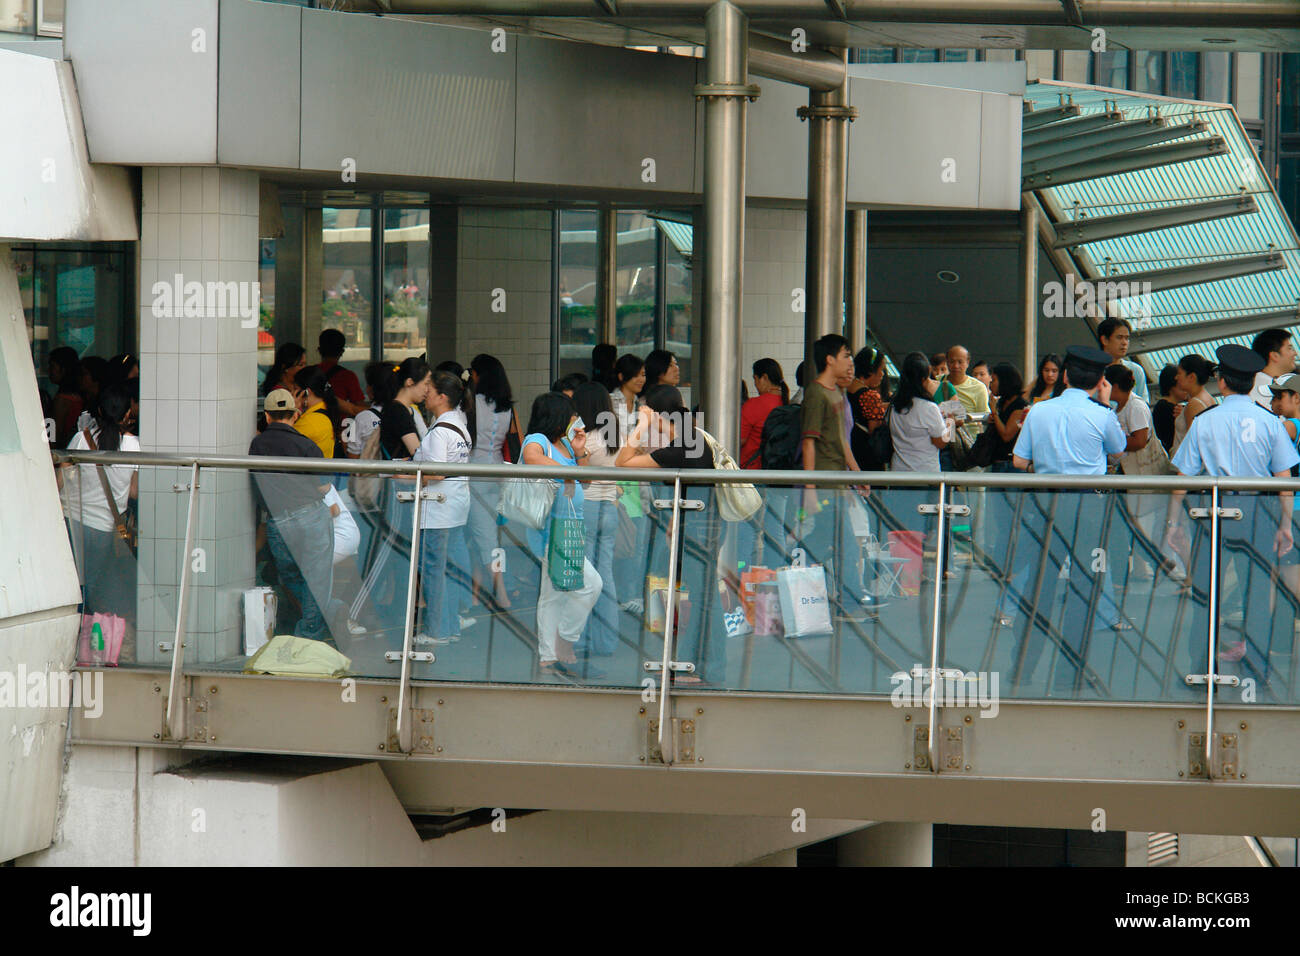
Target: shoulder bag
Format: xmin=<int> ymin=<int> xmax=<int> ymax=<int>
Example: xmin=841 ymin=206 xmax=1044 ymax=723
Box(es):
xmin=699 ymin=428 xmax=762 ymax=522
xmin=82 ymin=428 xmax=137 ymax=555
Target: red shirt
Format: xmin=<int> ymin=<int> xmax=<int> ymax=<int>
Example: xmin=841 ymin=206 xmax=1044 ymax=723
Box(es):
xmin=740 ymin=393 xmax=782 ymax=469
xmin=319 ymin=359 xmax=364 ymax=407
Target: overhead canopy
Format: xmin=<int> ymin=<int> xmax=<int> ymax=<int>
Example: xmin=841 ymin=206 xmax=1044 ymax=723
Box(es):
xmin=1024 ymin=80 xmax=1300 ymax=375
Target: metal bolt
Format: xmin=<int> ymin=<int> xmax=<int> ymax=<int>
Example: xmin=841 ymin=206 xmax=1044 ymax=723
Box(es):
xmin=1240 ymin=722 xmax=1248 ymax=730
xmin=436 ymin=746 xmax=443 ymax=753
xmin=153 ymin=686 xmax=161 ymax=694
xmin=1178 ymin=771 xmax=1184 ymax=777
xmin=1177 ymin=720 xmax=1185 ymax=729
xmin=380 ymin=696 xmax=388 ymax=703
xmin=639 ymin=707 xmax=646 ymax=714
xmin=1191 ymin=762 xmax=1203 ymax=774
xmin=904 ymin=762 xmax=911 ymax=769
xmin=964 ymin=715 xmax=972 ymax=724
xmin=904 ymin=714 xmax=912 ymax=722
xmin=682 ymin=750 xmax=693 ymax=759
xmin=1223 ymin=764 xmax=1236 ymax=776
xmin=697 ymin=708 xmax=703 ymax=715
xmin=378 ymin=744 xmax=385 ymax=751
xmin=639 ymin=755 xmax=646 ymax=762
xmin=697 ymin=756 xmax=704 ymax=763
xmin=964 ymin=764 xmax=971 ymax=771
xmin=209 ymin=686 xmax=218 ymax=695
xmin=438 ymin=699 xmax=444 ymax=705
xmin=153 ymin=733 xmax=160 ymax=739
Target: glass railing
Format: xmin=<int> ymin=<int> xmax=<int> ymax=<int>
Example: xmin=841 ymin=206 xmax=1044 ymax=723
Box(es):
xmin=52 ymin=450 xmax=1299 ymax=752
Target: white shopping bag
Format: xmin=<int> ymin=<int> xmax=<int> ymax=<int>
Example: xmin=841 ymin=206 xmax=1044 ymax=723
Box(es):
xmin=847 ymin=494 xmax=871 ymax=539
xmin=243 ymin=586 xmax=277 ymax=656
xmin=775 ymin=565 xmax=833 ymax=638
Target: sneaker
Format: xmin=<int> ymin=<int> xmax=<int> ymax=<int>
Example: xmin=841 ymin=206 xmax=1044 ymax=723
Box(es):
xmin=414 ymin=633 xmax=452 ymax=646
xmin=458 ymin=615 xmax=478 ymax=630
xmin=346 ymin=618 xmax=368 ymax=635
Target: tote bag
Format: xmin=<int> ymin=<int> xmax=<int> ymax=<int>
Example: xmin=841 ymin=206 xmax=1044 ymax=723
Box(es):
xmin=546 ymin=494 xmax=587 ymax=591
xmin=500 ymin=473 xmax=557 ymax=530
xmin=699 ymin=428 xmax=762 ymax=522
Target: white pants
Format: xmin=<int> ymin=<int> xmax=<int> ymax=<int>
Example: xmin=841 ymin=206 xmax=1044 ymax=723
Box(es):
xmin=537 ymin=556 xmax=602 ymax=663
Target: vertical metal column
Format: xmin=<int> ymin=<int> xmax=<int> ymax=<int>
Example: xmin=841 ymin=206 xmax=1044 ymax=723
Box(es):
xmin=696 ymin=1 xmax=757 ymax=454
xmin=1204 ymin=484 xmax=1221 ymax=775
xmin=597 ymin=206 xmax=618 ymax=347
xmin=845 ymin=208 xmax=867 ymax=352
xmin=801 ymin=49 xmax=856 ymax=375
xmin=165 ymin=463 xmax=201 ymax=741
xmin=1021 ymin=196 xmax=1039 ymax=380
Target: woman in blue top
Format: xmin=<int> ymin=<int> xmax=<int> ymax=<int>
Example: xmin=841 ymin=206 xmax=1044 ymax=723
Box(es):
xmin=521 ymin=392 xmax=604 ymax=678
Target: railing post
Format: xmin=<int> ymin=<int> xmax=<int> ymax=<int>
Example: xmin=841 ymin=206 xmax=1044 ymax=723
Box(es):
xmin=396 ymin=470 xmax=425 ymax=755
xmin=926 ymin=480 xmax=948 ymax=775
xmin=656 ymin=476 xmax=684 ymax=765
xmin=1204 ymin=483 xmax=1221 ymax=775
xmin=165 ymin=462 xmax=200 ymax=741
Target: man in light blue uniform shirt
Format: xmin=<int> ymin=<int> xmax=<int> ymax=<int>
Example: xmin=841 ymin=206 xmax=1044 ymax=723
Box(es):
xmin=1166 ymin=344 xmax=1297 ymax=693
xmin=1005 ymin=347 xmax=1127 ymax=695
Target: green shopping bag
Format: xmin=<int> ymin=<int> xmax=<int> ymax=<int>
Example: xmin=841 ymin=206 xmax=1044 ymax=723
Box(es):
xmin=547 ymin=493 xmax=586 ymax=591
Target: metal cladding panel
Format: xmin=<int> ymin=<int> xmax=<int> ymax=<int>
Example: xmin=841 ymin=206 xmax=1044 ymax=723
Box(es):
xmin=746 ymin=77 xmax=809 ymax=201
xmin=0 ymin=51 xmax=137 ymax=242
xmin=1027 ymin=80 xmax=1300 ymax=369
xmin=978 ymin=91 xmax=1022 ymax=210
xmin=514 ymin=36 xmax=697 ymax=193
xmin=217 ymin=0 xmax=301 ymax=170
xmin=847 ymin=77 xmax=989 ymax=210
xmin=299 ymin=12 xmax=516 ymax=182
xmin=64 ymin=0 xmax=219 ymax=164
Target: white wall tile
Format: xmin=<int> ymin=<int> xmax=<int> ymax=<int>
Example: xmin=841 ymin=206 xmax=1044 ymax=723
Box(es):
xmin=155 ymin=213 xmax=181 ymax=258
xmin=157 ymin=167 xmax=182 ymax=213
xmin=180 ymin=168 xmax=204 ymax=214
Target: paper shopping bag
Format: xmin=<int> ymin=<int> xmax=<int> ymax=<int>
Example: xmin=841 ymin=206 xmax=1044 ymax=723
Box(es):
xmin=243 ymin=586 xmax=277 ymax=656
xmin=740 ymin=566 xmax=778 ymax=625
xmin=77 ymin=613 xmax=125 ymax=667
xmin=752 ymin=585 xmax=784 ymax=637
xmin=776 ymin=565 xmax=833 ymax=637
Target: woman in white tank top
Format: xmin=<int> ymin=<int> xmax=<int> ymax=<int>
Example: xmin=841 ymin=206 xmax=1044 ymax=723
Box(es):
xmin=467 ymin=355 xmax=518 ymax=609
xmin=1170 ymin=355 xmax=1216 ymax=456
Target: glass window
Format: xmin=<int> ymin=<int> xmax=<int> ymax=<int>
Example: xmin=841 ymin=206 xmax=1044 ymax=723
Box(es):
xmin=1202 ymin=51 xmax=1230 ymax=103
xmin=556 ymin=209 xmax=598 ymax=380
xmin=664 ymin=231 xmax=695 ymax=401
xmin=1096 ymin=50 xmax=1129 ymax=90
xmin=943 ymin=49 xmax=974 ymax=62
xmin=37 ymin=0 xmax=61 ymax=35
xmin=1279 ymin=156 xmax=1299 ymax=225
xmin=901 ymin=49 xmax=939 ymax=63
xmin=1060 ymin=51 xmax=1089 ymax=83
xmin=258 ymin=239 xmax=276 ymax=369
xmin=1235 ymin=53 xmax=1262 ymax=120
xmin=1168 ymin=52 xmax=1199 ymax=98
xmin=983 ymin=49 xmax=1016 ymax=63
xmin=0 ymin=0 xmax=34 ymax=35
xmin=1134 ymin=51 xmax=1165 ymax=94
xmin=381 ymin=207 xmax=429 ymax=364
xmin=1282 ymin=53 xmax=1300 ymax=134
xmin=864 ymin=48 xmax=896 ymax=63
xmin=615 ymin=212 xmax=656 ymax=363
xmin=1024 ymin=50 xmax=1054 ymax=82
xmin=319 ymin=207 xmax=373 ymax=369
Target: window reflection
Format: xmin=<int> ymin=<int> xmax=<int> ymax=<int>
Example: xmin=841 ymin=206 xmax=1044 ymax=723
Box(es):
xmin=382 ymin=208 xmax=429 ymax=363
xmin=1135 ymin=51 xmax=1165 ymax=94
xmin=556 ymin=209 xmax=598 ymax=380
xmin=320 ymin=207 xmax=373 ymax=366
xmin=0 ymin=0 xmax=34 ymax=36
xmin=1203 ymin=52 xmax=1230 ymax=103
xmin=1169 ymin=52 xmax=1199 ymax=98
xmin=1096 ymin=51 xmax=1129 ymax=90
xmin=615 ymin=212 xmax=656 ymax=362
xmin=901 ymin=49 xmax=939 ymax=63
xmin=664 ymin=230 xmax=694 ymax=394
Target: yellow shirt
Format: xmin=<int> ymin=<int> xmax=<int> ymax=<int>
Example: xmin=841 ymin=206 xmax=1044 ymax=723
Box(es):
xmin=295 ymin=402 xmax=335 ymax=458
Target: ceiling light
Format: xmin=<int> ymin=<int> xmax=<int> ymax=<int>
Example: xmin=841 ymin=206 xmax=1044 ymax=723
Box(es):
xmin=937 ymin=270 xmax=960 ymax=284
xmin=1203 ymin=37 xmax=1235 ymax=44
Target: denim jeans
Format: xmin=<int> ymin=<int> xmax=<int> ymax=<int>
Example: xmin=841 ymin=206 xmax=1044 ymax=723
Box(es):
xmin=582 ymin=499 xmax=620 ymax=655
xmin=649 ymin=483 xmax=726 ymax=684
xmin=267 ymin=501 xmax=335 ymax=643
xmin=795 ymin=488 xmax=867 ymax=616
xmin=418 ymin=527 xmax=458 ymax=639
xmin=734 ymin=485 xmax=789 ymax=571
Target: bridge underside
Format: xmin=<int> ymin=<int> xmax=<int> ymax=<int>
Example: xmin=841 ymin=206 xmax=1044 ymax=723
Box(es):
xmin=72 ymin=670 xmax=1300 ymax=837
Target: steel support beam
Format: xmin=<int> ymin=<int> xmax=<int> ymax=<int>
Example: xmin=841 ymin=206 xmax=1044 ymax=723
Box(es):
xmin=1109 ymin=251 xmax=1285 ymax=296
xmin=1051 ymin=195 xmax=1258 ymax=249
xmin=1021 ymin=196 xmax=1039 ymax=384
xmin=1021 ymin=110 xmax=1124 ymax=148
xmin=697 ymin=1 xmax=755 ymax=454
xmin=748 ymin=33 xmax=845 ymax=91
xmin=1022 ymin=116 xmax=1170 ymax=164
xmin=1128 ymin=307 xmax=1300 ymax=355
xmin=597 ymin=206 xmax=618 ymax=346
xmin=1023 ymin=121 xmax=1210 ymax=173
xmin=845 ymin=208 xmax=867 ymax=352
xmin=1022 ymin=136 xmax=1229 ymax=191
xmin=1022 ymin=103 xmax=1081 ymax=130
xmin=801 ymin=48 xmax=855 ymax=377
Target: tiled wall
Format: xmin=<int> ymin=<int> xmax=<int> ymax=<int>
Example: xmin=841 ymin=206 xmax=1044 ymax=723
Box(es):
xmin=454 ymin=207 xmax=553 ymax=418
xmin=137 ymin=167 xmax=261 ymax=665
xmin=742 ymin=206 xmax=808 ymax=392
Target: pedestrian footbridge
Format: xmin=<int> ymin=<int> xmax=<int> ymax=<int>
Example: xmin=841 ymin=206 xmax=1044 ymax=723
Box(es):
xmin=50 ymin=453 xmax=1300 ymax=838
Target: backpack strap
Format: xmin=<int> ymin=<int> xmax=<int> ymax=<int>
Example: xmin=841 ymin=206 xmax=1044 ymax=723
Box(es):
xmin=432 ymin=420 xmax=470 ymax=446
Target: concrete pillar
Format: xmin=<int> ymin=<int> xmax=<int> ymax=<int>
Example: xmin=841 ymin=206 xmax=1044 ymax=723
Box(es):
xmin=697 ymin=0 xmax=757 ymax=453
xmin=597 ymin=206 xmax=618 ymax=347
xmin=136 ymin=168 xmax=261 ymax=666
xmin=837 ymin=822 xmax=933 ymax=866
xmin=1021 ymin=196 xmax=1039 ymax=381
xmin=845 ymin=208 xmax=868 ymax=352
xmin=801 ymin=50 xmax=856 ymax=375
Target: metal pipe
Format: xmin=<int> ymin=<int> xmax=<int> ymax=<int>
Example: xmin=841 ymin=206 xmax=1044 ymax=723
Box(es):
xmin=1021 ymin=196 xmax=1038 ymax=385
xmin=802 ymin=48 xmax=853 ymax=376
xmin=748 ymin=33 xmax=845 ymax=91
xmin=1203 ymin=484 xmax=1219 ymax=777
xmin=597 ymin=206 xmax=618 ymax=346
xmin=396 ymin=469 xmax=426 ymax=754
xmin=697 ymin=0 xmax=754 ymax=455
xmin=380 ymin=0 xmax=1300 ymax=28
xmin=656 ymin=477 xmax=684 ymax=764
xmin=165 ymin=462 xmax=201 ymax=741
xmin=926 ymin=481 xmax=948 ymax=774
xmin=846 ymin=208 xmax=867 ymax=352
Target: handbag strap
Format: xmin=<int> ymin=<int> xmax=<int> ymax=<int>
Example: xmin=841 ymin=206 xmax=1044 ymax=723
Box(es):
xmin=83 ymin=428 xmax=129 ymax=534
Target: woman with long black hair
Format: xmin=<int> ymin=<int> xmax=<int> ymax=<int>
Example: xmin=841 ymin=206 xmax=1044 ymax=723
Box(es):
xmin=262 ymin=342 xmax=307 ymax=398
xmin=1026 ymin=353 xmax=1062 ymax=404
xmin=572 ymin=382 xmax=621 ymax=658
xmin=466 ymin=353 xmax=518 ymax=609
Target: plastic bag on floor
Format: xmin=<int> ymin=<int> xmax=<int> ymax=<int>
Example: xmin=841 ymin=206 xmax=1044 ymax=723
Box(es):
xmin=243 ymin=635 xmax=352 ymax=678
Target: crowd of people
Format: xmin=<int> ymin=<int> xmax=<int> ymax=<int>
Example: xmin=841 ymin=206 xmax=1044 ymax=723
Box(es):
xmin=56 ymin=314 xmax=1300 ymax=690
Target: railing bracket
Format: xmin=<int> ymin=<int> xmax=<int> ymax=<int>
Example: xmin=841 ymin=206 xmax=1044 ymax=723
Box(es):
xmin=646 ymin=717 xmax=697 ymax=765
xmin=387 ymin=707 xmax=436 ymax=755
xmin=912 ymin=724 xmax=966 ymax=773
xmin=385 ymin=651 xmax=435 ymax=663
xmin=644 ymin=660 xmax=696 ymax=674
xmin=917 ymin=503 xmax=970 ymax=517
xmin=1188 ymin=507 xmax=1242 ymax=520
xmin=1186 ymin=731 xmax=1240 ymax=780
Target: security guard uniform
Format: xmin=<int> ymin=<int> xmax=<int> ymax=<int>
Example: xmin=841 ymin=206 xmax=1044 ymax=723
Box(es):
xmin=1008 ymin=346 xmax=1126 ymax=695
xmin=1171 ymin=345 xmax=1299 ymax=692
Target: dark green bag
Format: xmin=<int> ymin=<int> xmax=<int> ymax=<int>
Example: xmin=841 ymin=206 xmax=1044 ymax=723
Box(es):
xmin=546 ymin=493 xmax=586 ymax=591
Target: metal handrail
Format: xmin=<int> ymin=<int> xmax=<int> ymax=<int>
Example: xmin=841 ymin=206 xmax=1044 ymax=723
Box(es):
xmin=50 ymin=448 xmax=1300 ymax=492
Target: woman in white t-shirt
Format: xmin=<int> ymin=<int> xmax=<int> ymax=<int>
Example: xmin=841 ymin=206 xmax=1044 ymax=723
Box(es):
xmin=889 ymin=352 xmax=949 ymax=473
xmin=572 ymin=382 xmax=621 ymax=657
xmin=413 ymin=371 xmax=474 ymax=645
xmin=466 ymin=354 xmax=519 ymax=609
xmin=59 ymin=383 xmax=139 ymax=629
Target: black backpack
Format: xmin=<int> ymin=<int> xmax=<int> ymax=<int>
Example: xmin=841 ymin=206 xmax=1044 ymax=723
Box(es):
xmin=750 ymin=403 xmax=804 ymax=470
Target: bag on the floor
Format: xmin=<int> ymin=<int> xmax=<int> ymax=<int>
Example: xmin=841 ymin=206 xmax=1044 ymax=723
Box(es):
xmin=645 ymin=574 xmax=691 ymax=635
xmin=699 ymin=428 xmax=762 ymax=522
xmin=243 ymin=635 xmax=352 ymax=678
xmin=847 ymin=493 xmax=872 ymax=539
xmin=546 ymin=495 xmax=586 ymax=591
xmin=500 ymin=473 xmax=557 ymax=530
xmin=752 ymin=584 xmax=784 ymax=637
xmin=77 ymin=612 xmax=126 ymax=667
xmin=776 ymin=564 xmax=833 ymax=637
xmin=243 ymin=586 xmax=277 ymax=656
xmin=740 ymin=566 xmax=778 ymax=624
xmin=719 ymin=578 xmax=752 ymax=638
